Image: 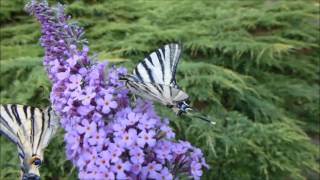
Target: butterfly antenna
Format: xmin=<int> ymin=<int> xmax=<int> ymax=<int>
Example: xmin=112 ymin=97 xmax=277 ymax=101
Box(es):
xmin=119 ymin=74 xmax=128 ymax=81
xmin=186 ymin=109 xmax=216 ymax=126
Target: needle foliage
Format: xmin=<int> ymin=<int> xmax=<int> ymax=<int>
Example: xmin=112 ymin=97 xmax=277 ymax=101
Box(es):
xmin=0 ymin=0 xmax=319 ymax=179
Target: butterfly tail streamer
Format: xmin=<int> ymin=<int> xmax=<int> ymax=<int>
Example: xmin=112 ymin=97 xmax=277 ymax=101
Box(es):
xmin=186 ymin=109 xmax=216 ymax=126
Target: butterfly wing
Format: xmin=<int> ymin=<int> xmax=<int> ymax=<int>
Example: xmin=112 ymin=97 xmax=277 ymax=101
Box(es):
xmin=28 ymin=106 xmax=58 ymax=157
xmin=170 ymin=86 xmax=189 ymax=102
xmin=133 ymin=43 xmax=181 ymax=87
xmin=0 ymin=104 xmax=58 ymax=177
xmin=126 ymin=80 xmax=170 ymax=105
xmin=0 ymin=105 xmax=26 ymax=154
xmin=124 ymin=43 xmax=189 ymax=110
xmin=125 ymin=80 xmax=189 ymax=106
xmin=38 ymin=107 xmax=58 ymax=152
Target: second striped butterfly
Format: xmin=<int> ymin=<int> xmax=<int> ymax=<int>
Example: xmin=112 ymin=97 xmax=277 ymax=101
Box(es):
xmin=0 ymin=104 xmax=59 ymax=180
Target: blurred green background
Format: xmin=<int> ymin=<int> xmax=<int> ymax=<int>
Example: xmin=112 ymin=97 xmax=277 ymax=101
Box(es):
xmin=0 ymin=0 xmax=319 ymax=179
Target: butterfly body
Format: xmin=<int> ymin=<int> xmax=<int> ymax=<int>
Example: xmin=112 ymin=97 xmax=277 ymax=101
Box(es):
xmin=175 ymin=101 xmax=192 ymax=116
xmin=0 ymin=104 xmax=58 ymax=179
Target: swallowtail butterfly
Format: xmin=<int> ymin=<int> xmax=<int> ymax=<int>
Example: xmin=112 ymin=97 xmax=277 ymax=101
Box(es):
xmin=0 ymin=104 xmax=59 ymax=180
xmin=121 ymin=43 xmax=215 ymax=125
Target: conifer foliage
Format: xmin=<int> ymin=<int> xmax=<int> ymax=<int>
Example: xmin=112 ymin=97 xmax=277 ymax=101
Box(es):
xmin=0 ymin=0 xmax=319 ymax=179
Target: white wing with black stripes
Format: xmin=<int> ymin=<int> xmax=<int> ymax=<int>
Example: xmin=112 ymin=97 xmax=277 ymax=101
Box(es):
xmin=121 ymin=43 xmax=215 ymax=124
xmin=121 ymin=43 xmax=190 ymax=115
xmin=133 ymin=43 xmax=181 ymax=87
xmin=0 ymin=104 xmax=59 ymax=179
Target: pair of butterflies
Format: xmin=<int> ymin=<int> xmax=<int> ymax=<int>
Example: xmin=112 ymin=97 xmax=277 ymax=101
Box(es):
xmin=0 ymin=43 xmax=213 ymax=180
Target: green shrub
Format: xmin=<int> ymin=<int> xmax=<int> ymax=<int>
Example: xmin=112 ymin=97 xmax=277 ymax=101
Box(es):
xmin=0 ymin=0 xmax=319 ymax=179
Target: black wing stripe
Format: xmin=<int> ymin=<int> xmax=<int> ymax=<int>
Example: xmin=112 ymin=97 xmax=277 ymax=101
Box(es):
xmin=0 ymin=114 xmax=15 ymax=133
xmin=18 ymin=152 xmax=24 ymax=159
xmin=132 ymin=82 xmax=155 ymax=97
xmin=159 ymin=47 xmax=166 ymax=82
xmin=146 ymin=55 xmax=154 ymax=66
xmin=128 ymin=81 xmax=142 ymax=92
xmin=134 ymin=68 xmax=143 ymax=81
xmin=11 ymin=104 xmax=22 ymax=126
xmin=30 ymin=106 xmax=35 ymax=147
xmin=141 ymin=61 xmax=154 ymax=83
xmin=130 ymin=83 xmax=152 ymax=98
xmin=138 ymin=82 xmax=152 ymax=94
xmin=154 ymin=84 xmax=163 ymax=96
xmin=159 ymin=84 xmax=164 ymax=91
xmin=155 ymin=49 xmax=165 ymax=82
xmin=23 ymin=105 xmax=28 ymax=119
xmin=20 ymin=166 xmax=26 ymax=173
xmin=169 ymin=44 xmax=174 ymax=71
xmin=127 ymin=81 xmax=140 ymax=91
xmin=0 ymin=129 xmax=18 ymax=145
xmin=36 ymin=111 xmax=46 ymax=154
xmin=171 ymin=44 xmax=181 ymax=86
xmin=3 ymin=105 xmax=14 ymax=121
xmin=47 ymin=107 xmax=51 ymax=128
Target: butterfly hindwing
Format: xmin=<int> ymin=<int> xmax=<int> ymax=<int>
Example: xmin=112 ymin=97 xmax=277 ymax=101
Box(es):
xmin=125 ymin=80 xmax=189 ymax=106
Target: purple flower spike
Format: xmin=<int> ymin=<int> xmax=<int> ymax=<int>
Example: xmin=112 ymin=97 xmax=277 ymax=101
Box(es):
xmin=26 ymin=1 xmax=208 ymax=180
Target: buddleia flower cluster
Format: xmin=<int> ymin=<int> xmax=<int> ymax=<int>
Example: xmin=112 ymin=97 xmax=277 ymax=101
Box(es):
xmin=26 ymin=1 xmax=208 ymax=179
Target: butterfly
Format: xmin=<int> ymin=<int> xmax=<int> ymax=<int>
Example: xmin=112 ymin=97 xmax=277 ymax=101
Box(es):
xmin=120 ymin=43 xmax=215 ymax=125
xmin=0 ymin=104 xmax=59 ymax=180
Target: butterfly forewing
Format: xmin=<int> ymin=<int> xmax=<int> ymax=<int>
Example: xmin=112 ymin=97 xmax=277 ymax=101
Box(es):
xmin=0 ymin=105 xmax=24 ymax=146
xmin=133 ymin=43 xmax=181 ymax=87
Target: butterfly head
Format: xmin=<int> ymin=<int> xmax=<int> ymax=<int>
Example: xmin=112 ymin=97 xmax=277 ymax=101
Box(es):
xmin=21 ymin=155 xmax=41 ymax=180
xmin=175 ymin=101 xmax=192 ymax=115
xmin=22 ymin=173 xmax=40 ymax=180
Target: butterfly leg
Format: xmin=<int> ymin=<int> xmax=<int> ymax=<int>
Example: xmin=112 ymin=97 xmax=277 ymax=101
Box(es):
xmin=131 ymin=94 xmax=137 ymax=106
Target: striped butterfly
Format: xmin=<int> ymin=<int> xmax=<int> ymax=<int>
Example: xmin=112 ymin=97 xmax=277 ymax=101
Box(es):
xmin=121 ymin=43 xmax=214 ymax=125
xmin=0 ymin=104 xmax=59 ymax=180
